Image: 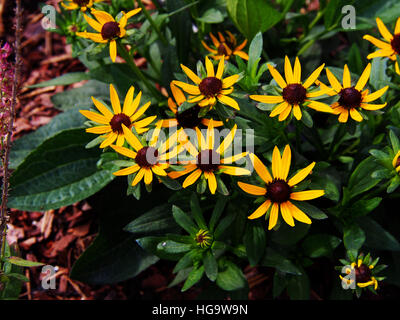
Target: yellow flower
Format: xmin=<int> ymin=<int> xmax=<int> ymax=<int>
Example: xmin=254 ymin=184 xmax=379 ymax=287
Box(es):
xmin=161 ymin=82 xmax=224 ymax=130
xmin=341 ymin=259 xmax=379 ymax=290
xmin=61 ymin=0 xmax=103 ymax=12
xmin=80 ymin=84 xmax=156 ymax=148
xmin=201 ymin=31 xmax=249 ymax=61
xmin=111 ymin=122 xmax=182 ymax=187
xmin=363 ymin=17 xmax=400 ymax=74
xmin=195 ymin=229 xmax=213 ymax=248
xmin=250 ymin=56 xmax=333 ymax=121
xmin=173 ymin=56 xmax=240 ymax=110
xmin=76 ymin=8 xmax=141 ymax=62
xmin=393 ymin=150 xmax=400 ymax=173
xmin=318 ymin=64 xmax=389 ymax=123
xmin=238 ymin=145 xmax=325 ymax=230
xmin=168 ymin=119 xmax=250 ymax=195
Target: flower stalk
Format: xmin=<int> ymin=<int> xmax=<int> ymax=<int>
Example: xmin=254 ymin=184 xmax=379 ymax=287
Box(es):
xmin=0 ymin=0 xmax=21 ymax=270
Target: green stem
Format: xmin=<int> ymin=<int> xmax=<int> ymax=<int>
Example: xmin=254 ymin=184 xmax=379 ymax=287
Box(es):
xmin=117 ymin=42 xmax=163 ymax=101
xmin=136 ymin=0 xmax=168 ymax=45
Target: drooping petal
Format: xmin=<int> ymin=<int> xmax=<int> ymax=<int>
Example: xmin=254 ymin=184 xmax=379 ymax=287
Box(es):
xmin=86 ymin=125 xmax=112 ymax=134
xmin=99 ymin=132 xmax=118 ymax=148
xmin=83 ymin=13 xmax=102 ymax=32
xmin=205 ymin=56 xmax=215 ymax=77
xmin=376 ymin=17 xmax=394 ymax=42
xmin=205 ymin=171 xmax=217 ymax=194
xmin=237 ymin=182 xmax=266 ymax=196
xmin=268 ymin=203 xmax=279 ymax=230
xmin=293 ymin=104 xmax=302 ymax=120
xmin=267 ymin=64 xmax=287 ymax=89
xmin=360 ymin=102 xmax=387 ymax=110
xmin=270 ymin=101 xmax=289 ymax=118
xmin=278 ymin=104 xmax=292 ymax=121
xmin=286 ymin=201 xmax=312 ymax=224
xmin=144 ymin=169 xmax=153 ymax=185
xmin=349 ymin=108 xmax=363 ymax=122
xmin=271 ymin=146 xmax=282 ymax=179
xmin=249 ymin=153 xmax=273 ymax=183
xmin=121 ymin=124 xmax=143 ymax=151
xmin=219 ymin=165 xmax=251 ymax=176
xmin=248 ymin=200 xmax=271 ymax=220
xmin=217 ymin=94 xmax=240 ymax=110
xmin=173 ymin=81 xmax=201 ymax=95
xmin=338 ymin=109 xmax=349 ymax=123
xmin=113 ymin=164 xmax=140 ymax=176
xmin=216 ymin=57 xmax=225 ymax=79
xmin=290 ymin=190 xmax=325 ymax=201
xmin=110 ymin=144 xmax=137 ymax=159
xmin=222 ymin=74 xmax=240 ymax=88
xmin=288 ymin=162 xmax=316 ymax=187
xmin=91 ymin=9 xmax=115 ymax=24
xmin=181 ymin=64 xmax=201 ymax=84
xmin=131 ymin=168 xmax=145 ymax=186
xmin=355 ymin=63 xmax=371 ymax=91
xmin=80 ymin=110 xmax=109 ymax=124
xmin=307 ymin=100 xmax=334 ymax=113
xmin=182 ymin=169 xmax=202 ymax=188
xmin=250 ymin=95 xmax=284 ymax=104
xmin=168 ymin=164 xmax=197 ymax=179
xmin=216 ymin=124 xmax=237 ymax=154
xmin=293 ymin=57 xmax=301 ymax=84
xmin=130 ymin=101 xmax=151 ymax=122
xmin=363 ymin=86 xmax=389 ymax=102
xmin=303 ymin=64 xmax=325 ymax=88
xmin=91 ymin=97 xmax=113 ymax=119
xmin=343 ymin=64 xmax=352 ymax=88
xmin=109 ymin=40 xmax=117 ymax=62
xmin=325 ymin=68 xmax=343 ymax=93
xmin=284 ymin=56 xmax=294 ymax=84
xmin=280 ymin=145 xmax=292 ymax=180
xmin=280 ymin=202 xmax=295 ymax=227
xmin=363 ymin=34 xmax=392 ymax=50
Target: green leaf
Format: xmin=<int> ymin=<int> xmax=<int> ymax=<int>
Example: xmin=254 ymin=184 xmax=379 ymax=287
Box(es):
xmin=272 ymin=271 xmax=287 ymax=298
xmin=6 ymin=273 xmax=29 ymax=282
xmin=29 ymin=72 xmax=90 ymax=88
xmin=50 ymin=80 xmax=109 ymax=111
xmin=247 ymin=32 xmax=263 ymax=73
xmin=216 ymin=260 xmax=247 ymax=291
xmin=226 ymin=0 xmax=293 ymax=40
xmin=348 ymin=43 xmax=364 ymax=75
xmin=196 ymin=7 xmax=224 ymax=23
xmin=5 ymin=257 xmax=44 ymax=267
xmin=8 ymin=129 xmax=115 ymax=211
xmin=261 ymin=248 xmax=302 ymax=275
xmin=271 ymin=222 xmax=310 ymax=246
xmin=243 ymin=220 xmax=266 ymax=266
xmin=214 ymin=210 xmax=236 ymax=239
xmin=369 ymin=57 xmax=391 ymax=91
xmin=203 ymin=251 xmax=218 ymax=281
xmin=0 ymin=243 xmax=24 ymax=300
xmin=157 ymin=240 xmax=192 ymax=254
xmin=287 ymin=270 xmax=310 ymax=300
xmin=389 ymin=130 xmax=400 ymax=152
xmin=209 ymin=196 xmax=228 ymax=232
xmin=291 ymin=201 xmax=328 ymax=220
xmin=349 ymin=197 xmax=382 ymax=217
xmin=343 ymin=223 xmax=366 ymax=252
xmin=124 ymin=204 xmax=178 ymax=238
xmin=182 ymin=265 xmax=204 ymax=292
xmin=9 ymin=109 xmax=87 ymax=170
xmin=324 ymin=0 xmax=342 ymax=29
xmin=190 ymin=193 xmax=207 ymax=230
xmin=347 ymin=157 xmax=381 ymax=200
xmin=358 ymin=217 xmax=400 ymax=251
xmin=172 ymin=205 xmax=198 ymax=235
xmin=173 ymin=251 xmax=195 ymax=274
xmin=302 ymin=234 xmax=342 ymax=258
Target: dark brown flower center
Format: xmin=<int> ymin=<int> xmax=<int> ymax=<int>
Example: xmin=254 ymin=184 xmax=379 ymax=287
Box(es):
xmin=196 ymin=149 xmax=220 ymax=172
xmin=217 ymin=43 xmax=228 ymax=55
xmin=391 ymin=34 xmax=400 ymax=55
xmin=176 ymin=105 xmax=202 ymax=129
xmin=338 ymin=87 xmax=362 ymax=109
xmin=110 ymin=113 xmax=131 ymax=134
xmin=355 ymin=264 xmax=372 ymax=283
xmin=135 ymin=147 xmax=159 ymax=168
xmin=267 ymin=179 xmax=291 ymax=203
xmin=199 ymin=77 xmax=223 ymax=97
xmin=282 ymin=84 xmax=307 ymax=105
xmin=73 ymin=0 xmax=90 ymax=6
xmin=101 ymin=21 xmax=120 ymax=40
